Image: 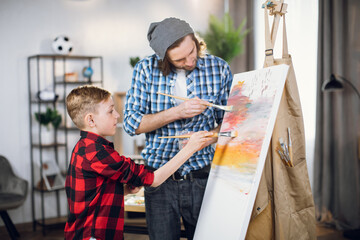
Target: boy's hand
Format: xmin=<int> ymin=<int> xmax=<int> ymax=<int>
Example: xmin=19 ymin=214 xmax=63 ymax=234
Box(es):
xmin=124 ymin=184 xmax=141 ymax=196
xmin=184 ymin=131 xmax=214 ymax=152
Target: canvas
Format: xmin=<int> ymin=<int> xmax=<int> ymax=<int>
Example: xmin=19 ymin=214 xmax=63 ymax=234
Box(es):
xmin=194 ymin=64 xmax=289 ymax=240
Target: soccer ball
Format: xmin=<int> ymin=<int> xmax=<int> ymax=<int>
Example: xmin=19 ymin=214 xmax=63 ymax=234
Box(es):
xmin=52 ymin=35 xmax=73 ymax=55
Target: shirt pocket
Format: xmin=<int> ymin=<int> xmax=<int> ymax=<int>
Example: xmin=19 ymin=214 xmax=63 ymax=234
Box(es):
xmin=201 ymin=95 xmax=218 ymax=119
xmin=184 ymin=95 xmax=217 ymax=129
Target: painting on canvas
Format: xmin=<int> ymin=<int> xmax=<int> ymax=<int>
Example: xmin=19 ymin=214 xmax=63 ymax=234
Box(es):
xmin=194 ymin=64 xmax=289 ymax=240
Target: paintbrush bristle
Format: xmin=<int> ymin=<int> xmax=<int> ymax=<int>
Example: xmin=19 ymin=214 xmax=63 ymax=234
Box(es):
xmin=223 ymin=105 xmax=233 ymax=112
xmin=221 ymin=106 xmax=233 ymax=112
xmin=210 ymin=103 xmax=233 ymax=112
xmin=278 ymin=137 xmax=286 ymax=151
xmin=217 ymin=131 xmax=238 ymax=137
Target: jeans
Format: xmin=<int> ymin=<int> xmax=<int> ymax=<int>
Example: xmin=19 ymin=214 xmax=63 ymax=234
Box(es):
xmin=144 ymin=177 xmax=208 ymax=240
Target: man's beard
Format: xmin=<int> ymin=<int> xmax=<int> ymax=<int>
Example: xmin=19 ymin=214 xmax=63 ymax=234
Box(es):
xmin=181 ymin=58 xmax=197 ymax=71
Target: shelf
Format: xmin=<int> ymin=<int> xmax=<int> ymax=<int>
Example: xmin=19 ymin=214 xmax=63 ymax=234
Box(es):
xmin=58 ymin=126 xmax=79 ymax=131
xmin=33 ymin=186 xmax=65 ymax=193
xmin=28 ymin=54 xmax=103 ymax=235
xmin=31 ymin=143 xmax=66 ymax=148
xmin=28 ymin=54 xmax=102 ymax=60
xmin=30 ymin=100 xmax=58 ymax=104
xmin=55 ymin=80 xmax=103 ymax=85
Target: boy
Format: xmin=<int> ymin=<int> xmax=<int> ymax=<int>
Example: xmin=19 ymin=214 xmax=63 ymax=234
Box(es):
xmin=64 ymin=85 xmax=212 ymax=240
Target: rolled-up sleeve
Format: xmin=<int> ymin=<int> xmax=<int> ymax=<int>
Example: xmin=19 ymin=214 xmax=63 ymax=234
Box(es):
xmin=123 ymin=62 xmax=149 ymax=136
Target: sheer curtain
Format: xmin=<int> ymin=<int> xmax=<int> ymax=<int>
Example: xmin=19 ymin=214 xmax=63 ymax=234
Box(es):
xmin=314 ymin=0 xmax=360 ymax=231
xmin=228 ymin=0 xmax=255 ymax=73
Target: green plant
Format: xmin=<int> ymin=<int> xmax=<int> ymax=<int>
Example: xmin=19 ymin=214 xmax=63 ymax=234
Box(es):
xmin=35 ymin=107 xmax=62 ymax=130
xmin=200 ymin=13 xmax=250 ymax=63
xmin=129 ymin=56 xmax=140 ymax=68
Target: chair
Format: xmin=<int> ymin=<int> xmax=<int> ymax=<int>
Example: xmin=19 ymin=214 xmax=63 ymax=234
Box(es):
xmin=0 ymin=155 xmax=28 ymax=240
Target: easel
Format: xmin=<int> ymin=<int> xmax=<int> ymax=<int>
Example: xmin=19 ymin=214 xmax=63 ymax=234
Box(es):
xmin=262 ymin=0 xmax=287 ymax=46
xmin=262 ymin=0 xmax=289 ymax=66
xmin=245 ymin=1 xmax=316 ymax=239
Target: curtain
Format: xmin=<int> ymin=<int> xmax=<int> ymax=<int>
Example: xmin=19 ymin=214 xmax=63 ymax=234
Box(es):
xmin=314 ymin=0 xmax=360 ymax=231
xmin=228 ymin=0 xmax=254 ymax=73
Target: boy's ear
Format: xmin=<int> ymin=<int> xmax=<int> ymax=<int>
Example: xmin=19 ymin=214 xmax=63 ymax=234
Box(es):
xmin=84 ymin=113 xmax=95 ymax=128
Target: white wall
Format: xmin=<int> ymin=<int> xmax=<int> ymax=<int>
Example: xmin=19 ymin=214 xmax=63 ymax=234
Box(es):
xmin=253 ymin=0 xmax=318 ymax=186
xmin=0 ymin=0 xmax=224 ymax=224
xmin=0 ymin=0 xmax=319 ymax=226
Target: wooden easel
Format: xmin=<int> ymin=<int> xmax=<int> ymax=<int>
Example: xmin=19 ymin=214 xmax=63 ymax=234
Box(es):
xmin=246 ymin=1 xmax=317 ymax=239
xmin=263 ymin=0 xmax=289 ymax=67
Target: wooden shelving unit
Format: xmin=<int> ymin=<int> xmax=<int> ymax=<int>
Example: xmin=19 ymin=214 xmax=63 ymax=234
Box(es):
xmin=27 ymin=54 xmax=103 ymax=235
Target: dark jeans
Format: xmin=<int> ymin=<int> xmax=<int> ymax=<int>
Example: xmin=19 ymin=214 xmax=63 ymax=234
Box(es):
xmin=144 ymin=177 xmax=208 ymax=240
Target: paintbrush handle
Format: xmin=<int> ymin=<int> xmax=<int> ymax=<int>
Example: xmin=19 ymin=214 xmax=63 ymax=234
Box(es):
xmin=287 ymin=127 xmax=292 ymax=146
xmin=276 ymin=147 xmax=292 ymax=167
xmin=277 ymin=149 xmax=291 ymax=167
xmin=158 ymin=132 xmax=221 ymax=139
xmin=288 ymin=146 xmax=293 ymax=167
xmin=157 ymin=92 xmax=189 ymax=101
xmin=157 ymin=92 xmax=213 ymax=107
xmin=158 ymin=135 xmax=193 ymax=139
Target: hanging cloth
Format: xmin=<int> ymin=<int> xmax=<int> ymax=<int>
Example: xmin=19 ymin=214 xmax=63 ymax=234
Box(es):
xmin=245 ymin=3 xmax=316 ymax=239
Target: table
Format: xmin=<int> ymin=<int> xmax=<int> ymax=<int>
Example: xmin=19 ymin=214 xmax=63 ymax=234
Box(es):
xmin=124 ymin=189 xmax=187 ymax=237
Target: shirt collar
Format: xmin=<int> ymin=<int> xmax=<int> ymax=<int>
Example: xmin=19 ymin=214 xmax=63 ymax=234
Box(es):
xmin=195 ymin=56 xmax=205 ymax=70
xmin=80 ymin=131 xmax=114 ymax=148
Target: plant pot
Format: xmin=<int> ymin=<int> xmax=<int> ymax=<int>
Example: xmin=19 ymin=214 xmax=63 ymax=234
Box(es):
xmin=40 ymin=127 xmax=54 ymax=144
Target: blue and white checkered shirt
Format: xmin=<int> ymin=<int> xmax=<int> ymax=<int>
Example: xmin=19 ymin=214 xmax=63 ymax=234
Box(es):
xmin=123 ymin=54 xmax=233 ymax=176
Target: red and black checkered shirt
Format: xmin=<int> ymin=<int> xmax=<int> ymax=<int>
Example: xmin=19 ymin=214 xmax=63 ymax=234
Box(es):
xmin=64 ymin=131 xmax=154 ymax=240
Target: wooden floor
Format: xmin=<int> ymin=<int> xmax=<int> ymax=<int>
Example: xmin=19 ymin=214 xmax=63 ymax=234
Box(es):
xmin=0 ymin=219 xmax=353 ymax=240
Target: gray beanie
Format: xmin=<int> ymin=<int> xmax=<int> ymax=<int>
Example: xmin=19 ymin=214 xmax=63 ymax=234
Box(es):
xmin=147 ymin=17 xmax=194 ymax=59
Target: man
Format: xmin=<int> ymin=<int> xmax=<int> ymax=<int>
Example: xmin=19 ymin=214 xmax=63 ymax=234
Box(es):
xmin=123 ymin=17 xmax=233 ymax=240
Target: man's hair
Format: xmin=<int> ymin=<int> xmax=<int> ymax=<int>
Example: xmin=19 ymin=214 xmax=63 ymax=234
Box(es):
xmin=66 ymin=85 xmax=111 ymax=129
xmin=158 ymin=33 xmax=207 ymax=76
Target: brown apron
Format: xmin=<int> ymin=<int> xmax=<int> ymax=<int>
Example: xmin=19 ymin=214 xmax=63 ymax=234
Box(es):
xmin=245 ymin=3 xmax=316 ymax=239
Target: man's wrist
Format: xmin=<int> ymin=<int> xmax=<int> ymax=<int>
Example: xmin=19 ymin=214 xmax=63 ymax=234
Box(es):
xmin=166 ymin=105 xmax=182 ymax=121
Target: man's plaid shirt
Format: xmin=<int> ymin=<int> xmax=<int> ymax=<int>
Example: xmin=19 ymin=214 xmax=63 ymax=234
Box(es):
xmin=123 ymin=54 xmax=233 ymax=176
xmin=64 ymin=131 xmax=154 ymax=240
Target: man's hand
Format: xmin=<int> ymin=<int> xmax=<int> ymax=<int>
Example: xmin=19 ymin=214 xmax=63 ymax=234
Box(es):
xmin=124 ymin=185 xmax=141 ymax=196
xmin=135 ymin=97 xmax=208 ymax=134
xmin=175 ymin=97 xmax=208 ymax=119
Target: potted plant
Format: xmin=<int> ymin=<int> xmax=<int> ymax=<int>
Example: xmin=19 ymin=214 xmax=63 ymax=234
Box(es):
xmin=199 ymin=13 xmax=250 ymax=64
xmin=35 ymin=107 xmax=62 ymax=143
xmin=35 ymin=107 xmax=62 ymax=130
xmin=129 ymin=56 xmax=140 ymax=68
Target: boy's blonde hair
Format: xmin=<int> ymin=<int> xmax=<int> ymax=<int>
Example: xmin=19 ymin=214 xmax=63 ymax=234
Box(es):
xmin=66 ymin=85 xmax=111 ymax=129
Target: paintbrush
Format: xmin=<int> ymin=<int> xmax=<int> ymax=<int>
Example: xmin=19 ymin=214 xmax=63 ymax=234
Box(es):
xmin=157 ymin=92 xmax=233 ymax=112
xmin=276 ymin=147 xmax=291 ymax=167
xmin=287 ymin=127 xmax=293 ymax=165
xmin=279 ymin=137 xmax=285 ymax=150
xmin=279 ymin=137 xmax=287 ymax=155
xmin=279 ymin=137 xmax=293 ymax=167
xmin=158 ymin=131 xmax=238 ymax=139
